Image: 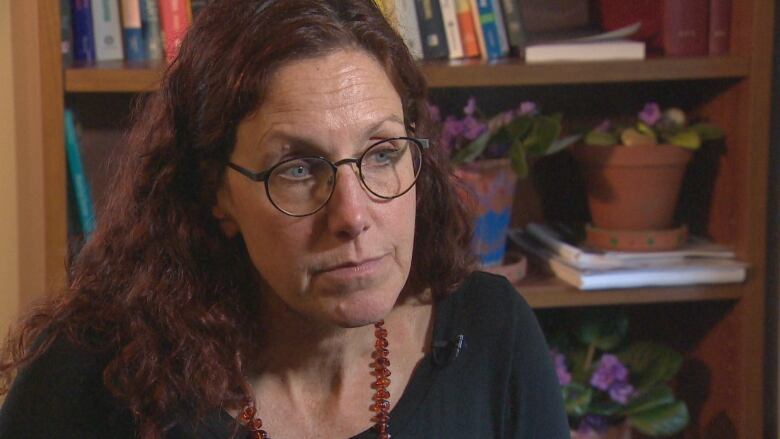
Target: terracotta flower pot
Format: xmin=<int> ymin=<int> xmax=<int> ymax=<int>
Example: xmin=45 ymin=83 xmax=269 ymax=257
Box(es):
xmin=572 ymin=143 xmax=693 ymax=231
xmin=454 ymin=158 xmax=518 ymax=267
xmin=570 ymin=422 xmax=632 ymax=439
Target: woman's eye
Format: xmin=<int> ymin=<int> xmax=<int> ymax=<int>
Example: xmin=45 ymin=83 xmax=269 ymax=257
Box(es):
xmin=366 ymin=147 xmax=401 ymax=165
xmin=278 ymin=161 xmax=312 ymax=180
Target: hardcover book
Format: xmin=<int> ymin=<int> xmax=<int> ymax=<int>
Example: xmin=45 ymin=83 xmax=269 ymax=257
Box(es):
xmin=663 ymin=0 xmax=709 ymax=56
xmin=708 ymin=0 xmax=731 ymax=55
xmin=158 ymin=0 xmax=192 ymax=63
xmin=393 ymin=0 xmax=425 ymax=59
xmin=91 ymin=0 xmax=125 ymax=61
xmin=455 ymin=0 xmax=481 ymax=57
xmin=140 ymin=0 xmax=164 ymax=60
xmin=71 ymin=0 xmax=96 ymax=62
xmin=120 ymin=0 xmax=145 ymax=61
xmin=439 ymin=0 xmax=465 ymax=59
xmin=415 ymin=0 xmax=450 ymax=59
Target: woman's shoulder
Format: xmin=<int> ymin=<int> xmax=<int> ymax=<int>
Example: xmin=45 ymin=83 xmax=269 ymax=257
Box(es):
xmin=0 ymin=333 xmax=136 ymax=438
xmin=449 ymin=270 xmax=532 ymax=317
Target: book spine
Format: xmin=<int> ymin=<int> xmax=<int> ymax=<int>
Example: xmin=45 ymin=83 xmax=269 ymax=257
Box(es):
xmin=439 ymin=0 xmax=464 ymax=59
xmin=491 ymin=0 xmax=510 ymax=56
xmin=499 ymin=0 xmax=526 ymax=52
xmin=415 ymin=0 xmax=450 ymax=59
xmin=468 ymin=0 xmax=488 ymax=59
xmin=158 ymin=0 xmax=191 ymax=63
xmin=60 ymin=0 xmax=75 ymax=65
xmin=140 ymin=0 xmax=163 ymax=60
xmin=63 ymin=109 xmax=96 ymax=235
xmin=71 ymin=0 xmax=96 ymax=63
xmin=393 ymin=0 xmax=424 ymax=59
xmin=663 ymin=0 xmax=709 ymax=56
xmin=708 ymin=0 xmax=731 ymax=55
xmin=121 ymin=0 xmax=145 ymax=61
xmin=455 ymin=0 xmax=480 ymax=58
xmin=473 ymin=0 xmax=502 ymax=59
xmin=92 ymin=0 xmax=125 ymax=61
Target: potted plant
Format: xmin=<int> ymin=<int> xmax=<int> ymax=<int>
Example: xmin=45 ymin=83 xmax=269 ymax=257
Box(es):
xmin=572 ymin=102 xmax=723 ymax=251
xmin=549 ymin=310 xmax=690 ymax=438
xmin=430 ymin=97 xmax=575 ymax=267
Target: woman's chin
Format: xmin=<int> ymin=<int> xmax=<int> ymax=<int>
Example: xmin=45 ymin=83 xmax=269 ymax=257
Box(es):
xmin=328 ymin=297 xmax=396 ymax=328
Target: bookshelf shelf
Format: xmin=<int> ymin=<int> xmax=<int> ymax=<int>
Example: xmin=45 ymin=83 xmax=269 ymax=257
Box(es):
xmin=64 ymin=56 xmax=751 ymax=93
xmin=517 ymin=275 xmax=744 ymax=309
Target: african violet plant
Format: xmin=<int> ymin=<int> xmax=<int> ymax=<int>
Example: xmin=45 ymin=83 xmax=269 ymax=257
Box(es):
xmin=583 ymin=102 xmax=724 ymax=149
xmin=429 ymin=97 xmax=577 ymax=177
xmin=548 ymin=310 xmax=690 ymax=436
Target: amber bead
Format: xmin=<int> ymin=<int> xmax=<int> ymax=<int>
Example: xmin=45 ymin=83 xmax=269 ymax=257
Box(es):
xmin=376 ymin=357 xmax=390 ymax=367
xmin=251 ymin=418 xmax=263 ymax=429
xmin=373 ymin=389 xmax=390 ymax=400
xmin=375 ymin=327 xmax=388 ymax=338
xmin=373 ymin=348 xmax=389 ymax=358
xmin=373 ymin=368 xmax=391 ymax=377
xmin=372 ymin=377 xmax=391 ymax=388
xmin=375 ymin=338 xmax=388 ymax=348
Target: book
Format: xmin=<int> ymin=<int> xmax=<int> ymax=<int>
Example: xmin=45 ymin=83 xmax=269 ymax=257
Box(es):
xmin=663 ymin=0 xmax=709 ymax=56
xmin=140 ymin=0 xmax=164 ymax=60
xmin=491 ymin=0 xmax=510 ymax=56
xmin=524 ymin=39 xmax=645 ymax=63
xmin=92 ymin=0 xmax=125 ymax=61
xmin=158 ymin=0 xmax=192 ymax=63
xmin=63 ymin=109 xmax=96 ymax=235
xmin=708 ymin=0 xmax=731 ymax=55
xmin=454 ymin=0 xmax=480 ymax=57
xmin=512 ymin=231 xmax=747 ymax=290
xmin=517 ymin=223 xmax=737 ymax=270
xmin=71 ymin=0 xmax=96 ymax=63
xmin=499 ymin=0 xmax=526 ymax=53
xmin=439 ymin=0 xmax=464 ymax=59
xmin=121 ymin=0 xmax=145 ymax=61
xmin=392 ymin=0 xmax=424 ymax=59
xmin=471 ymin=0 xmax=503 ymax=59
xmin=415 ymin=0 xmax=450 ymax=59
xmin=60 ymin=0 xmax=74 ymax=65
xmin=468 ymin=0 xmax=488 ymax=59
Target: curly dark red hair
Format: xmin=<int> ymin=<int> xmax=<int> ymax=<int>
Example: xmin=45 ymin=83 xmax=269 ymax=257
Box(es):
xmin=1 ymin=0 xmax=474 ymax=437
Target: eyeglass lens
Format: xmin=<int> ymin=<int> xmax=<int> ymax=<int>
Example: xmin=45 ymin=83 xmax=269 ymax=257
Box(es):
xmin=266 ymin=138 xmax=422 ymax=216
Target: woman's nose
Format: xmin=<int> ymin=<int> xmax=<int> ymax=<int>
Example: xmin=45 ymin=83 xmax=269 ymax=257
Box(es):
xmin=325 ymin=164 xmax=372 ymax=239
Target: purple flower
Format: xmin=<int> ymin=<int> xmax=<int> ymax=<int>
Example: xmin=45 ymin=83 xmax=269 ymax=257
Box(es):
xmin=439 ymin=116 xmax=464 ymax=152
xmin=428 ymin=103 xmax=441 ymax=123
xmin=590 ymin=354 xmax=629 ymax=391
xmin=595 ymin=119 xmax=612 ymax=133
xmin=638 ymin=102 xmax=662 ymax=126
xmin=462 ymin=115 xmax=488 ymax=141
xmin=517 ymin=101 xmax=538 ymax=116
xmin=577 ymin=415 xmax=609 ymax=435
xmin=608 ymin=381 xmax=635 ymax=405
xmin=550 ymin=350 xmax=572 ymax=385
xmin=463 ymin=97 xmax=478 ymax=116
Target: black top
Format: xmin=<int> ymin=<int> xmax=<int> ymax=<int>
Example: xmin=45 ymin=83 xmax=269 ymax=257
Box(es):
xmin=0 ymin=271 xmax=569 ymax=438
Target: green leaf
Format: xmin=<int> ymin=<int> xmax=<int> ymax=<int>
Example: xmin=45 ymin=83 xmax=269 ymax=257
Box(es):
xmin=546 ymin=134 xmax=581 ymax=155
xmin=618 ymin=342 xmax=683 ymax=390
xmin=577 ymin=311 xmax=628 ymax=351
xmin=451 ymin=130 xmax=491 ymax=164
xmin=567 ymin=348 xmax=592 ymax=383
xmin=690 ymin=122 xmax=724 ymax=141
xmin=525 ymin=116 xmax=562 ymax=155
xmin=588 ymin=400 xmax=623 ymax=416
xmin=562 ymin=383 xmax=593 ymax=417
xmin=636 ymin=122 xmax=659 ymax=143
xmin=509 ymin=138 xmax=529 ymax=178
xmin=584 ymin=130 xmax=618 ymax=146
xmin=625 ymin=384 xmax=676 ymax=415
xmin=628 ymin=401 xmax=689 ymax=436
xmin=666 ymin=128 xmax=702 ymax=150
xmin=505 ymin=117 xmax=533 ymax=140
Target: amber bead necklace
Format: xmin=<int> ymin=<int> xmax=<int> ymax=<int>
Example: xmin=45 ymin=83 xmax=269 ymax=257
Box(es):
xmin=238 ymin=320 xmax=392 ymax=439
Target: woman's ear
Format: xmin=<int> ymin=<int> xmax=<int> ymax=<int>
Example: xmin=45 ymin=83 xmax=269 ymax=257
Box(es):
xmin=212 ymin=189 xmax=240 ymax=237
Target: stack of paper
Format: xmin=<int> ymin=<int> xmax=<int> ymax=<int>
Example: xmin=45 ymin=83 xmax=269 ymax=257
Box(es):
xmin=509 ymin=223 xmax=748 ymax=290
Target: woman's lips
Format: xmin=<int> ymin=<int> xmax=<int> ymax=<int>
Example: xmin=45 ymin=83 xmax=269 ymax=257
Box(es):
xmin=317 ymin=254 xmax=388 ymax=280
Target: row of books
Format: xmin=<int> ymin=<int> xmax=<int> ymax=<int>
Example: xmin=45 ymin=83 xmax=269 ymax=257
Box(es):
xmin=61 ymin=0 xmax=207 ymax=65
xmin=378 ymin=0 xmax=731 ymax=63
xmin=511 ymin=223 xmax=746 ymax=290
xmin=378 ymin=0 xmax=526 ymax=61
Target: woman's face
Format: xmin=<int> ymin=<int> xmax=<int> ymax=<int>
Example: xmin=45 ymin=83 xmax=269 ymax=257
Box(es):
xmin=214 ymin=49 xmax=416 ymax=328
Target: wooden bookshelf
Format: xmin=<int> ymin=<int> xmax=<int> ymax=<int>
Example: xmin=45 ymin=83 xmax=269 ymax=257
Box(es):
xmin=16 ymin=0 xmax=775 ymax=438
xmin=64 ymin=56 xmax=751 ymax=92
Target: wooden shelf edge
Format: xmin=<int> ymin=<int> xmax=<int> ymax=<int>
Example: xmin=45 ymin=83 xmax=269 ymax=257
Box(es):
xmin=517 ymin=277 xmax=744 ymax=309
xmin=64 ymin=56 xmax=751 ymax=92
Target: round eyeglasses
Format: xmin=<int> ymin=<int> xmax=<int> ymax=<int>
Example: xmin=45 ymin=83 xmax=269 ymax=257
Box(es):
xmin=227 ymin=137 xmax=429 ymax=217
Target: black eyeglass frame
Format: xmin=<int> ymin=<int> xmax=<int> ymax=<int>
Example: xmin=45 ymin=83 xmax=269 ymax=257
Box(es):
xmin=227 ymin=136 xmax=429 ymax=217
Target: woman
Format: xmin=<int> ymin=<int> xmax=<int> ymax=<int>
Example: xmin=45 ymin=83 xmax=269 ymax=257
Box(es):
xmin=0 ymin=1 xmax=568 ymax=438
